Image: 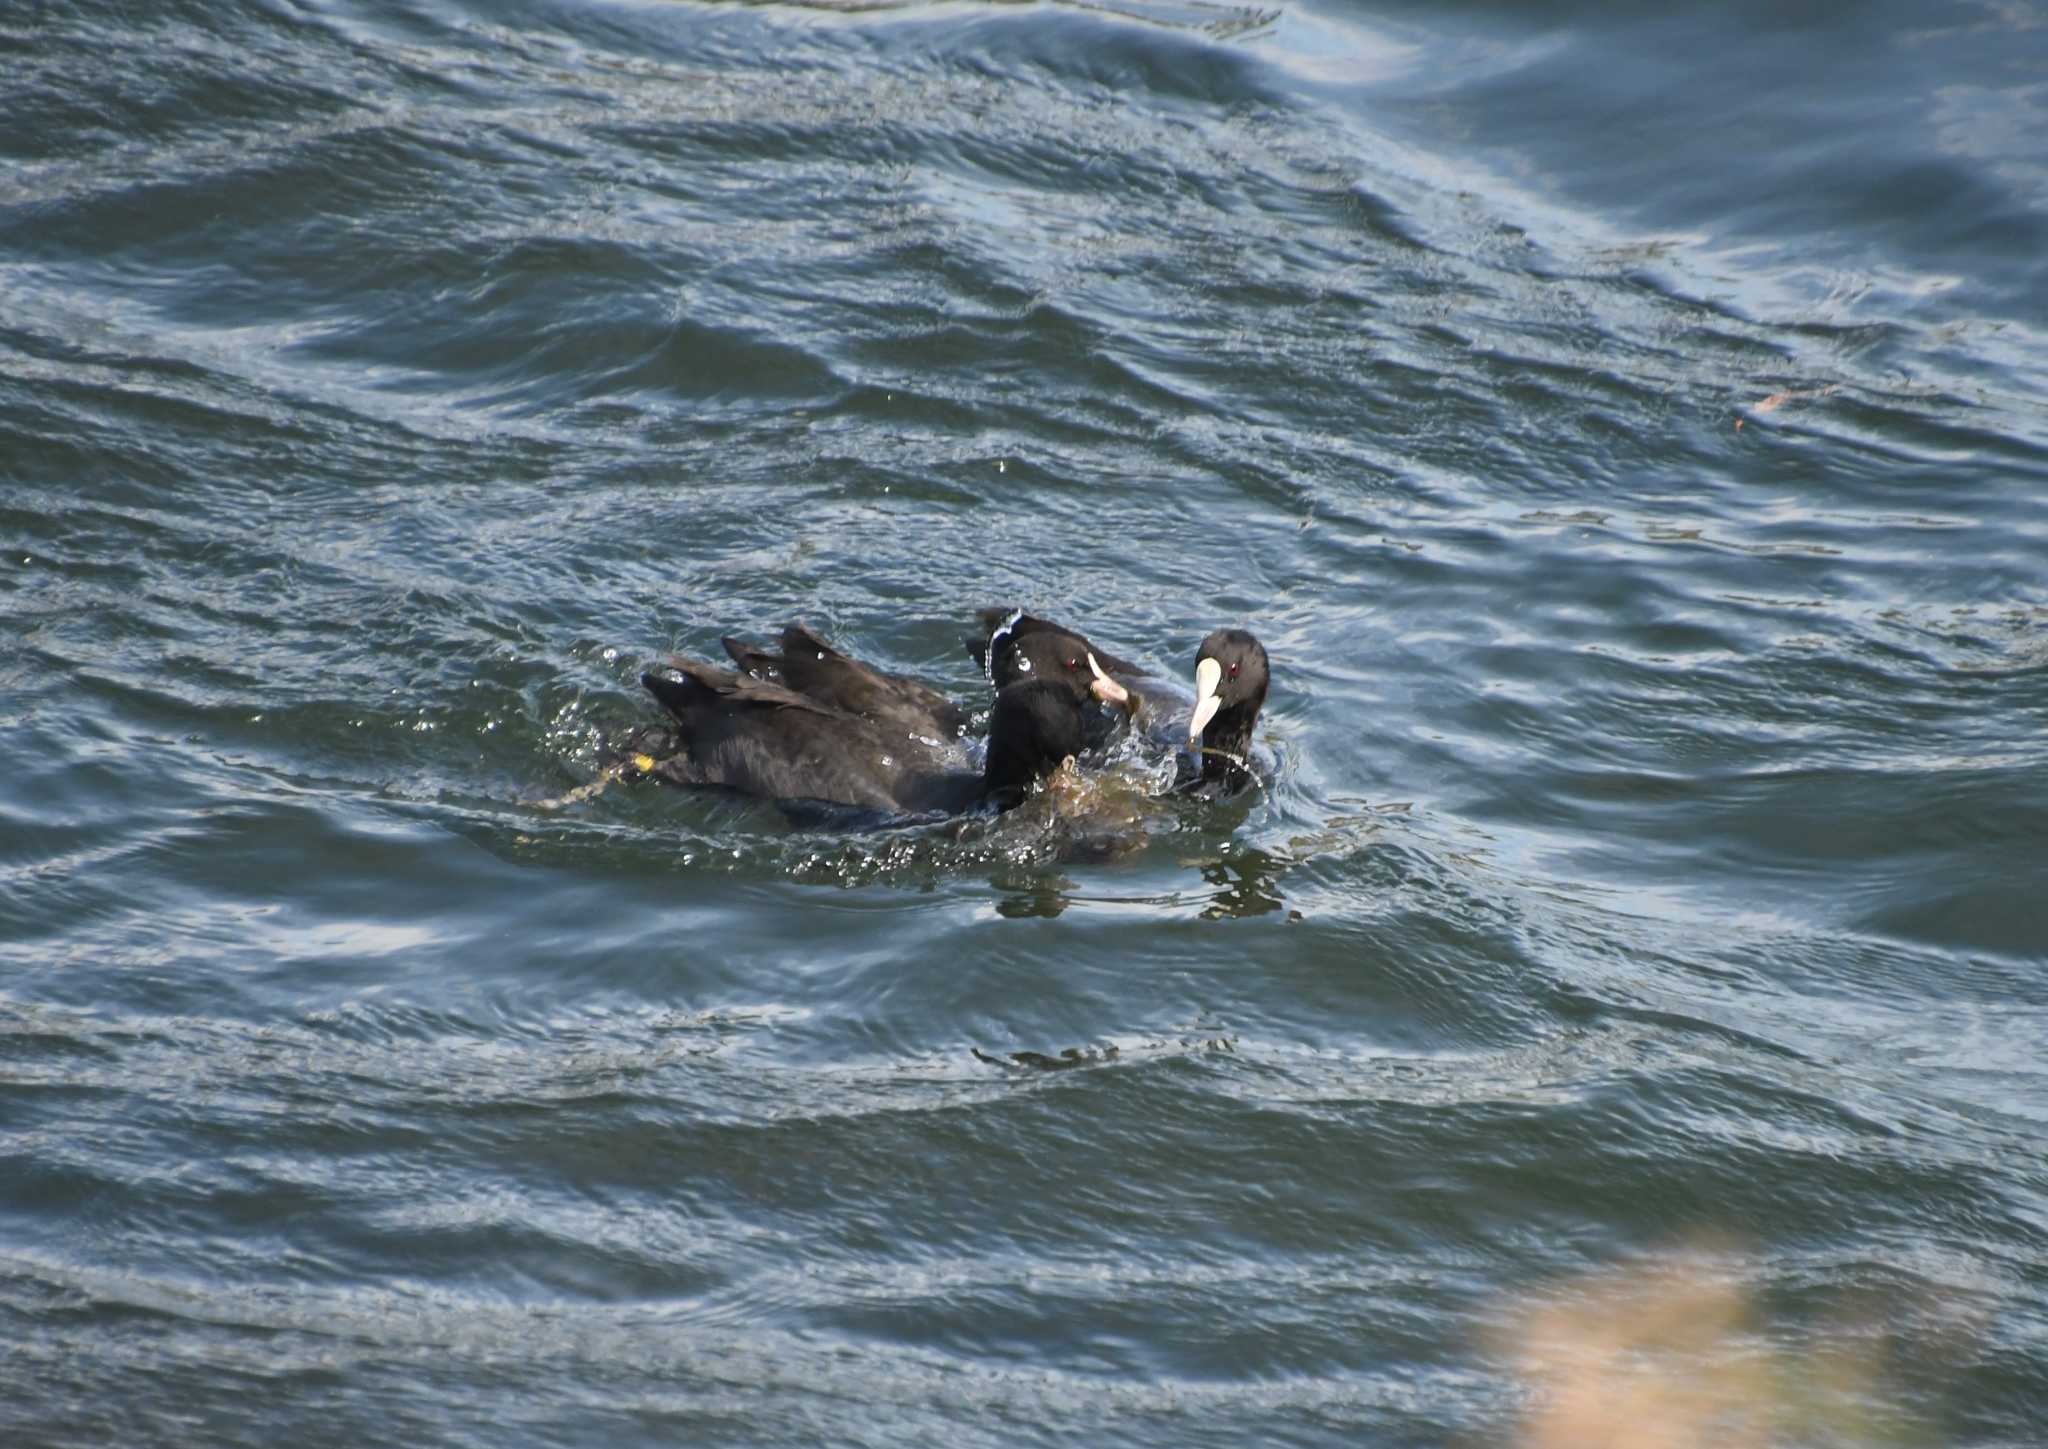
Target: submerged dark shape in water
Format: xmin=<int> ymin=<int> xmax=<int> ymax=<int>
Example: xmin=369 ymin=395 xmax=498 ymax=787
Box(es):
xmin=972 ymin=1035 xmax=1237 ymax=1072
xmin=637 ymin=657 xmax=1085 ymax=816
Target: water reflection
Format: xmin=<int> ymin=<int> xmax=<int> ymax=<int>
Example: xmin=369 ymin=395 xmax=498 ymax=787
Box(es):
xmin=1199 ymin=847 xmax=1287 ymax=920
xmin=993 ymin=876 xmax=1074 ymax=919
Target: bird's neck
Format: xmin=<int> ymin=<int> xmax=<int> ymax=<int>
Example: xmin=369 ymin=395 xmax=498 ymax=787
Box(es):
xmin=1199 ymin=707 xmax=1257 ymax=784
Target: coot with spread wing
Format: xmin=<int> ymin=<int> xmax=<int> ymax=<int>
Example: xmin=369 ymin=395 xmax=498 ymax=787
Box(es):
xmin=637 ymin=657 xmax=1085 ymax=817
xmin=721 ymin=623 xmax=969 ymax=748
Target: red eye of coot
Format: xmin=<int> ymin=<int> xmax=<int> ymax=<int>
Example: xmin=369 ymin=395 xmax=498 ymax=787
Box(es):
xmin=1227 ymin=662 xmax=1240 ymax=679
xmin=1065 ymin=658 xmax=1079 ymax=670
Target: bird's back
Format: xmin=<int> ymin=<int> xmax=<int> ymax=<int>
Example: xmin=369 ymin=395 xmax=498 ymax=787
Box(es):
xmin=643 ymin=659 xmax=975 ymax=814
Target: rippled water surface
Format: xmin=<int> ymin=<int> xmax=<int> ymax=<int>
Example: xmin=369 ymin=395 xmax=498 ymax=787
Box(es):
xmin=5 ymin=0 xmax=2047 ymax=1443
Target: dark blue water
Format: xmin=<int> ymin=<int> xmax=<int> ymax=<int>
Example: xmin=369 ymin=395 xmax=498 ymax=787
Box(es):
xmin=4 ymin=0 xmax=2046 ymax=1443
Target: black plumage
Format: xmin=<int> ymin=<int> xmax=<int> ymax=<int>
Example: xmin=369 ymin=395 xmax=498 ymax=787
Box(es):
xmin=966 ymin=607 xmax=1148 ymax=689
xmin=637 ymin=658 xmax=1082 ymax=816
xmin=967 ymin=609 xmax=1270 ymax=789
xmin=965 ymin=607 xmax=1169 ymax=748
xmin=1186 ymin=628 xmax=1269 ymax=792
xmin=721 ymin=624 xmax=968 ymax=746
